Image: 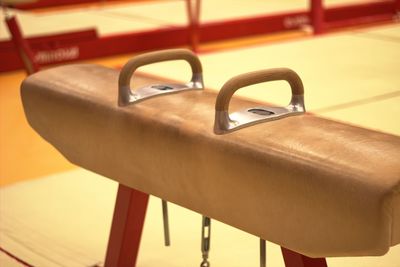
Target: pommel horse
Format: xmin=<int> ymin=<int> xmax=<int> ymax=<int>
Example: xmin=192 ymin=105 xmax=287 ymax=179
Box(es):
xmin=21 ymin=49 xmax=400 ymax=267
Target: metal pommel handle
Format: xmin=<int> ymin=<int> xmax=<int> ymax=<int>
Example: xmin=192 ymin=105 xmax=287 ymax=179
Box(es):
xmin=118 ymin=49 xmax=204 ymax=106
xmin=214 ymin=68 xmax=305 ymax=134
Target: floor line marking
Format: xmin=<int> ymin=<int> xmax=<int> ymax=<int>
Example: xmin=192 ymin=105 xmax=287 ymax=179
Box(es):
xmin=312 ymin=90 xmax=400 ymax=113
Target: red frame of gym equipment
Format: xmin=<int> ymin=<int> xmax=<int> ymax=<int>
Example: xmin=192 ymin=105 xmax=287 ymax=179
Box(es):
xmin=1 ymin=0 xmax=399 ymax=72
xmin=105 ymin=184 xmax=328 ymax=267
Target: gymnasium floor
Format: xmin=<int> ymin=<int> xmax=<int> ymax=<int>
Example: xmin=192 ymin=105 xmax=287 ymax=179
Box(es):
xmin=1 ymin=1 xmax=400 ymax=266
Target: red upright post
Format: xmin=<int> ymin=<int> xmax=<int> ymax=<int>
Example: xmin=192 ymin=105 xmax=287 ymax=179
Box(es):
xmin=186 ymin=0 xmax=201 ymax=52
xmin=104 ymin=184 xmax=149 ymax=267
xmin=310 ymin=0 xmax=325 ymax=35
xmin=396 ymin=0 xmax=400 ymax=13
xmin=281 ymin=247 xmax=328 ymax=267
xmin=5 ymin=15 xmax=40 ymax=74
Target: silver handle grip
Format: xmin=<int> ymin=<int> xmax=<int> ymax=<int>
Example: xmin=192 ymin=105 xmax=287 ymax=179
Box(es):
xmin=214 ymin=68 xmax=305 ymax=134
xmin=118 ymin=49 xmax=204 ymax=106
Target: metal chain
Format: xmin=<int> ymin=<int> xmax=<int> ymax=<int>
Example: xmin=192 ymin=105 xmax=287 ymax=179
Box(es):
xmin=200 ymin=216 xmax=211 ymax=267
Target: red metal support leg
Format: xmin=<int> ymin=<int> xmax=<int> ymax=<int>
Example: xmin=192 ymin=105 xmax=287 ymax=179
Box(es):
xmin=310 ymin=0 xmax=325 ymax=35
xmin=104 ymin=184 xmax=149 ymax=267
xmin=5 ymin=15 xmax=40 ymax=74
xmin=281 ymin=247 xmax=328 ymax=267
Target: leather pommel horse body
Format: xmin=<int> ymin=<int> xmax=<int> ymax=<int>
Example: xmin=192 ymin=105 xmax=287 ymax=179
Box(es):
xmin=21 ymin=49 xmax=400 ymax=266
